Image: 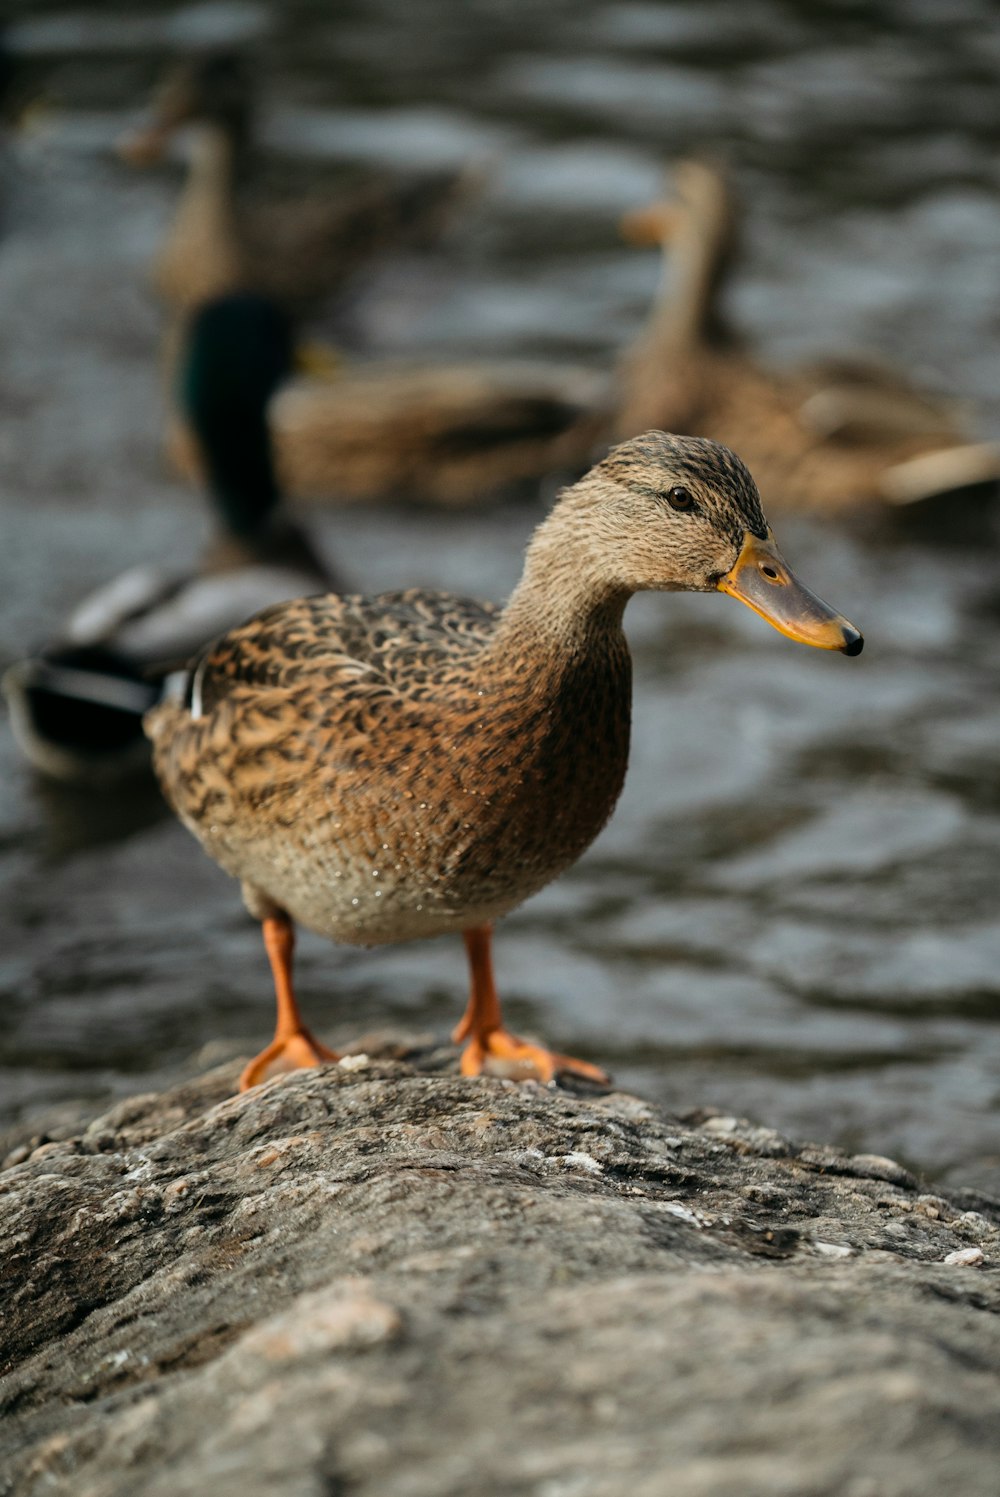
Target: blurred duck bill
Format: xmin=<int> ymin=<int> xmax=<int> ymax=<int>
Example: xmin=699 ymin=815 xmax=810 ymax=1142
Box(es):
xmin=718 ymin=532 xmax=864 ymax=656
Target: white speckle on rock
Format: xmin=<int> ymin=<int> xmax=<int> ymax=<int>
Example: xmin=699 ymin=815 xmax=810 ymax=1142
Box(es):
xmin=943 ymin=1246 xmax=984 ymax=1267
xmin=700 ymin=1116 xmax=740 ymax=1135
xmin=812 ymin=1240 xmax=855 ymax=1259
xmin=338 ymin=1053 xmax=371 ymax=1072
xmin=661 ymin=1201 xmax=709 ymax=1228
xmin=554 ymin=1151 xmax=604 ymax=1174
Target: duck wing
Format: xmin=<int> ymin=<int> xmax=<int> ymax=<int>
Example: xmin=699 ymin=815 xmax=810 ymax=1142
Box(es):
xmin=146 ymin=589 xmax=501 ymax=815
xmin=181 ymin=588 xmax=498 ymax=710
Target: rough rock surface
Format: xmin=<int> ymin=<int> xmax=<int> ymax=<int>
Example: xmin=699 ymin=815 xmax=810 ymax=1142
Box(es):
xmin=1 ymin=1043 xmax=999 ymax=1497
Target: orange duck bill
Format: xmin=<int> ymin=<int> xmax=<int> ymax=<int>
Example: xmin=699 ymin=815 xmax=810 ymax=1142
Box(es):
xmin=718 ymin=532 xmax=863 ymax=656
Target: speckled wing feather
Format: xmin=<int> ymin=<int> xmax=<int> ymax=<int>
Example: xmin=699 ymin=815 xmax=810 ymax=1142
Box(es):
xmin=188 ymin=588 xmax=501 ymax=708
xmin=146 ymin=588 xmax=502 ymax=834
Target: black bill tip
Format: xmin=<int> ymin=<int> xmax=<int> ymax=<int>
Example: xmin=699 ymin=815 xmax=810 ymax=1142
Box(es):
xmin=841 ymin=627 xmax=864 ymax=657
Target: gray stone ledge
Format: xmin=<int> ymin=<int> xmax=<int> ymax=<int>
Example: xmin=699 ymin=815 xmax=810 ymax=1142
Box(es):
xmin=1 ymin=1048 xmax=998 ymax=1497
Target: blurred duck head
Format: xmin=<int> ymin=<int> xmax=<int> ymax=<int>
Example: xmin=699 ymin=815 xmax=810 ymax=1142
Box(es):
xmin=118 ymin=51 xmax=253 ymax=166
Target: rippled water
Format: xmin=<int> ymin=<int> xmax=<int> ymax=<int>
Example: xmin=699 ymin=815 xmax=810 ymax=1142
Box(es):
xmin=3 ymin=0 xmax=1000 ymax=1193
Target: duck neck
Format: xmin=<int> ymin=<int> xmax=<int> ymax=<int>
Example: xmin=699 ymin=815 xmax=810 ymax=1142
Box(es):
xmin=490 ymin=484 xmax=632 ymax=667
xmin=184 ymin=120 xmax=244 ymax=228
xmin=160 ymin=123 xmax=246 ymax=306
xmin=181 ymin=295 xmax=293 ymax=547
xmin=202 ymin=405 xmax=281 ymax=544
xmin=643 ymin=184 xmax=734 ymax=362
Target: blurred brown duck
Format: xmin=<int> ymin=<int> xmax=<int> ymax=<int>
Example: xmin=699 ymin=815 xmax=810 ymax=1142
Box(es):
xmin=616 ymin=159 xmax=1000 ymax=512
xmin=124 ymin=53 xmax=608 ymax=506
xmin=164 ymin=310 xmax=609 ymax=507
xmin=119 ymin=51 xmax=466 ymax=318
xmin=239 ymin=356 xmax=610 ymax=507
xmin=147 ymin=432 xmax=862 ymax=1092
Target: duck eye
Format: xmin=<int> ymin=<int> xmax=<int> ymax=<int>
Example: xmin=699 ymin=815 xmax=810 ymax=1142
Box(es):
xmin=667 ymin=485 xmax=694 ymax=512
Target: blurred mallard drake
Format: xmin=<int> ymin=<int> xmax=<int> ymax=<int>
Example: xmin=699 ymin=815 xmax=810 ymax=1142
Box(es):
xmin=4 ymin=292 xmax=337 ymax=786
xmin=119 ymin=51 xmax=469 ymax=319
xmin=615 ymin=159 xmax=1000 ymax=512
xmin=147 ymin=431 xmax=861 ymax=1091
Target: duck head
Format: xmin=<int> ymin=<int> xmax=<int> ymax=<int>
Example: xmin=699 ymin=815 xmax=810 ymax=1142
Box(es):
xmin=118 ymin=52 xmax=252 ymax=166
xmin=621 ymin=159 xmax=734 ymax=251
xmin=572 ymin=432 xmax=863 ymax=654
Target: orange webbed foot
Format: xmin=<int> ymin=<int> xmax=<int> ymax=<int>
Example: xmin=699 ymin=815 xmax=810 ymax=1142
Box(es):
xmin=239 ymin=1029 xmax=340 ymax=1091
xmin=456 ymin=1026 xmax=610 ymax=1087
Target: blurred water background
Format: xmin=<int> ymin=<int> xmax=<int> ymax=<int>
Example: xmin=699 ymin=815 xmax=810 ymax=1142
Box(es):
xmin=3 ymin=0 xmax=1000 ymax=1193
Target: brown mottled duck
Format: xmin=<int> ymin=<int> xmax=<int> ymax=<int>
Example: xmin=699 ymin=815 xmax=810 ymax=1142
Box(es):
xmin=147 ymin=432 xmax=862 ymax=1091
xmin=163 ymin=319 xmax=608 ymax=509
xmin=119 ymin=51 xmax=466 ymax=318
xmin=616 ymin=160 xmax=1000 ymax=511
xmin=242 ymin=358 xmax=609 ymax=508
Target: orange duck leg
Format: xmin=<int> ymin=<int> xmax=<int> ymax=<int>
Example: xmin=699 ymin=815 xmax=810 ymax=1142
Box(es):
xmin=239 ymin=913 xmax=340 ymax=1090
xmin=453 ymin=925 xmax=610 ymax=1086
